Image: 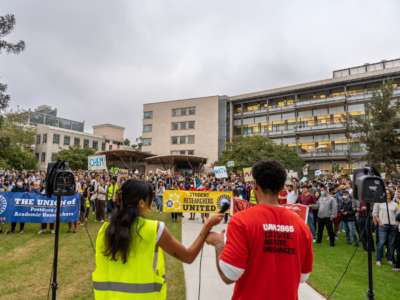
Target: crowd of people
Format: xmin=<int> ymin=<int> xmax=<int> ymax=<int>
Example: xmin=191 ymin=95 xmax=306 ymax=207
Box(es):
xmin=1 ymin=168 xmax=400 ymax=271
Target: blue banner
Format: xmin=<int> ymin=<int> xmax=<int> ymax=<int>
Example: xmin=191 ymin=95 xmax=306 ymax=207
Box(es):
xmin=0 ymin=192 xmax=80 ymax=223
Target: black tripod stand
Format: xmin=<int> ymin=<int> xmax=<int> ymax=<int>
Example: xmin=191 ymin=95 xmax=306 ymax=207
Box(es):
xmin=365 ymin=202 xmax=375 ymax=300
xmin=51 ymin=194 xmax=62 ymax=300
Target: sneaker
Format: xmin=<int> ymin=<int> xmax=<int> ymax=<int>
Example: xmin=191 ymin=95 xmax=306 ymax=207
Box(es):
xmin=18 ymin=230 xmax=24 ymax=234
xmin=393 ymin=268 xmax=400 ymax=272
xmin=376 ymin=261 xmax=381 ymax=266
xmin=38 ymin=230 xmax=45 ymax=234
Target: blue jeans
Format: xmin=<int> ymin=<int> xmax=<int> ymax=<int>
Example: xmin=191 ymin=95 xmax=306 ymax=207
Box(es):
xmin=155 ymin=195 xmax=163 ymax=212
xmin=343 ymin=221 xmax=358 ymax=245
xmin=308 ymin=211 xmax=315 ymax=238
xmin=376 ymin=225 xmax=397 ymax=262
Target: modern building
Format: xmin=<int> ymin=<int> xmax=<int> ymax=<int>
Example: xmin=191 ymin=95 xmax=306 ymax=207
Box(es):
xmin=142 ymin=58 xmax=400 ymax=173
xmin=141 ymin=95 xmax=228 ymax=166
xmin=26 ymin=106 xmax=126 ymax=170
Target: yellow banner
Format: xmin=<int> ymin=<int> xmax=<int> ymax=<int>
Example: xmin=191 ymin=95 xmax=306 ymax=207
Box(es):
xmin=162 ymin=190 xmax=232 ymax=213
xmin=243 ymin=167 xmax=253 ymax=182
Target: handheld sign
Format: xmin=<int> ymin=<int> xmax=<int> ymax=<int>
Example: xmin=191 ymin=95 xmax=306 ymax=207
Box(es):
xmin=88 ymin=155 xmax=107 ymax=171
xmin=214 ymin=166 xmax=228 ymax=179
xmin=227 ymin=160 xmax=235 ymax=168
xmin=243 ymin=167 xmax=253 ymax=182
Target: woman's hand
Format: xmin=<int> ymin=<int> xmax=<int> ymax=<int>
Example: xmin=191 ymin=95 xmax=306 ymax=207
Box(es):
xmin=204 ymin=213 xmax=224 ymax=229
xmin=206 ymin=231 xmax=225 ymax=247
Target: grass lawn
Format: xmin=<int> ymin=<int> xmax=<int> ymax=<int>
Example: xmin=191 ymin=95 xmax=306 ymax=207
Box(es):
xmin=0 ymin=212 xmax=185 ymax=300
xmin=309 ymin=233 xmax=400 ymax=300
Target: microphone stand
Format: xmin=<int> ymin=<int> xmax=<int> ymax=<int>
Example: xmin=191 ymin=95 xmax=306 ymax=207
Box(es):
xmin=51 ymin=194 xmax=62 ymax=300
xmin=365 ymin=202 xmax=375 ymax=300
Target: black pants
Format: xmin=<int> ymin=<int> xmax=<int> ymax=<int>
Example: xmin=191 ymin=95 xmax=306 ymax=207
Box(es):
xmin=394 ymin=231 xmax=400 ymax=269
xmin=11 ymin=222 xmax=25 ymax=232
xmin=317 ymin=217 xmax=335 ymax=246
xmin=358 ymin=216 xmax=375 ymax=252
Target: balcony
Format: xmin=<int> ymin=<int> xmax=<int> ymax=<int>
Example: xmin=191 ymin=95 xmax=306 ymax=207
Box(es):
xmin=268 ymin=104 xmax=296 ymax=113
xmin=347 ymin=92 xmax=373 ymax=102
xmin=299 ymin=150 xmax=367 ymax=160
xmin=296 ymin=95 xmax=345 ymax=108
xmin=296 ymin=123 xmax=344 ymax=132
xmin=268 ymin=129 xmax=296 ymax=137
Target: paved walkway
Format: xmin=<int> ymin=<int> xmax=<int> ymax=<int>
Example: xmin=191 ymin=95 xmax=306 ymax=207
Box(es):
xmin=181 ymin=215 xmax=325 ymax=300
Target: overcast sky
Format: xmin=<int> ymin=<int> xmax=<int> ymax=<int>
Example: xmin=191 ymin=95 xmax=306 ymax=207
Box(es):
xmin=1 ymin=0 xmax=399 ymax=140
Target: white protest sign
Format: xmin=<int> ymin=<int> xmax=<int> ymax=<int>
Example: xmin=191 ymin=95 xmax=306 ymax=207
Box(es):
xmin=213 ymin=166 xmax=228 ymax=179
xmin=227 ymin=161 xmax=235 ymax=168
xmin=88 ymin=155 xmax=107 ymax=170
xmin=314 ymin=169 xmax=322 ymax=177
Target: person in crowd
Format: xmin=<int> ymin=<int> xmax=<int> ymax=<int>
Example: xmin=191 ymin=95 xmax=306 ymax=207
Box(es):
xmin=393 ymin=212 xmax=400 ymax=272
xmin=7 ymin=177 xmax=27 ymax=234
xmin=156 ymin=180 xmax=166 ymax=215
xmin=92 ymin=179 xmax=223 ymax=299
xmin=341 ymin=190 xmax=359 ymax=246
xmin=286 ymin=182 xmax=298 ymax=204
xmin=373 ymin=189 xmax=399 ymax=266
xmin=315 ymin=185 xmax=337 ymax=247
xmin=95 ymin=178 xmax=107 ymax=222
xmin=206 ymin=160 xmax=313 ymax=300
xmin=106 ymin=176 xmax=119 ymax=219
xmin=298 ymin=185 xmax=317 ymax=240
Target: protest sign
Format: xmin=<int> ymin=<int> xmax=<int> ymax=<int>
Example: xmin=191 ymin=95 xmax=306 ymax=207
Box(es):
xmin=227 ymin=160 xmax=235 ymax=168
xmin=314 ymin=169 xmax=322 ymax=177
xmin=213 ymin=166 xmax=228 ymax=179
xmin=163 ymin=190 xmax=232 ymax=213
xmin=243 ymin=167 xmax=253 ymax=182
xmin=88 ymin=155 xmax=107 ymax=170
xmin=232 ymin=198 xmax=255 ymax=214
xmin=0 ymin=192 xmax=80 ymax=223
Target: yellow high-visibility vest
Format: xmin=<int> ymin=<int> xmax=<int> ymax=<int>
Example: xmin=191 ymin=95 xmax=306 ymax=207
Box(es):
xmin=107 ymin=184 xmax=120 ymax=202
xmin=92 ymin=218 xmax=166 ymax=300
xmin=249 ymin=189 xmax=257 ymax=205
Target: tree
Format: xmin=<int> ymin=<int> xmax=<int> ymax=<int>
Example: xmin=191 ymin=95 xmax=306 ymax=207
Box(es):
xmin=217 ymin=135 xmax=304 ymax=171
xmin=55 ymin=146 xmax=96 ymax=170
xmin=350 ymin=82 xmax=400 ymax=174
xmin=0 ymin=112 xmax=37 ymax=170
xmin=0 ymin=14 xmax=25 ymax=113
xmin=123 ymin=138 xmax=131 ymax=146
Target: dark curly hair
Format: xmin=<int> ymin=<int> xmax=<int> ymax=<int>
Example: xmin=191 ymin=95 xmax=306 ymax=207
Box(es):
xmin=251 ymin=160 xmax=287 ymax=195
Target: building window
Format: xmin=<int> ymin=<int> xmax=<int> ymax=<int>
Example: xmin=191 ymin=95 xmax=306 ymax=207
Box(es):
xmin=188 ymin=121 xmax=195 ymax=129
xmin=43 ymin=133 xmax=47 ymax=144
xmin=101 ymin=142 xmax=106 ymax=151
xmin=142 ymin=138 xmax=152 ymax=146
xmin=63 ymin=135 xmax=70 ymax=146
xmin=171 ymin=136 xmax=178 ymax=144
xmin=179 ymin=136 xmax=186 ymax=144
xmin=143 ymin=124 xmax=152 ymax=133
xmin=180 ymin=122 xmax=187 ymax=130
xmin=188 ymin=150 xmax=194 ymax=155
xmin=171 ymin=122 xmax=179 ymax=130
xmin=144 ymin=111 xmax=153 ymax=119
xmin=36 ymin=134 xmax=41 ymax=144
xmin=51 ymin=153 xmax=57 ymax=162
xmin=92 ymin=140 xmax=98 ymax=150
xmin=74 ymin=137 xmax=80 ymax=147
xmin=41 ymin=152 xmax=46 ymax=162
xmin=172 ymin=107 xmax=196 ymax=117
xmin=35 ymin=153 xmax=39 ymax=160
xmin=83 ymin=139 xmax=89 ymax=148
xmin=109 ymin=145 xmax=112 ymax=150
xmin=53 ymin=134 xmax=60 ymax=144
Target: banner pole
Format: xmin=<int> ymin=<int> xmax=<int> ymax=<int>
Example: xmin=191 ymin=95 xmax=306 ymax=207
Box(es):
xmin=51 ymin=194 xmax=62 ymax=300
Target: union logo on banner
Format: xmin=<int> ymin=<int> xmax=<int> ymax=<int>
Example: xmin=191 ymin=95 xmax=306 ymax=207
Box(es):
xmin=0 ymin=195 xmax=7 ymax=215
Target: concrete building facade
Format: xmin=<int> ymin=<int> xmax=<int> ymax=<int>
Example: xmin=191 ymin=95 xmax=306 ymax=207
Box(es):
xmin=142 ymin=58 xmax=400 ymax=172
xmin=141 ymin=95 xmax=228 ymax=166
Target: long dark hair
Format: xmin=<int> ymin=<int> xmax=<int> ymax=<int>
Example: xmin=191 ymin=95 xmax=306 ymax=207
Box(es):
xmin=104 ymin=179 xmax=154 ymax=263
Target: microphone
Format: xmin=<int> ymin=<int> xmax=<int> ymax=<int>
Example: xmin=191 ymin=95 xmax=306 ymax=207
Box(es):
xmin=219 ymin=202 xmax=230 ymax=213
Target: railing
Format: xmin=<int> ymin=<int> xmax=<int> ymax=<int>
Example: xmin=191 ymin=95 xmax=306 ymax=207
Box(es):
xmin=299 ymin=151 xmax=367 ymax=158
xmin=296 ymin=123 xmax=344 ymax=132
xmin=297 ymin=95 xmax=345 ymax=107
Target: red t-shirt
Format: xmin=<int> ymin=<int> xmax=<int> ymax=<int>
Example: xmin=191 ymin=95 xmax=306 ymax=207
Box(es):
xmin=278 ymin=190 xmax=288 ymax=205
xmin=298 ymin=193 xmax=316 ymax=206
xmin=220 ymin=204 xmax=313 ymax=300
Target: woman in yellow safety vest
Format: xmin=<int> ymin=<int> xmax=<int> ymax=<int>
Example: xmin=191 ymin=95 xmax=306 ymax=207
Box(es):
xmin=92 ymin=179 xmax=223 ymax=300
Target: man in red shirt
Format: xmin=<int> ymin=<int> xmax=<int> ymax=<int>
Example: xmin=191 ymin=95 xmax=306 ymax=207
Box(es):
xmin=206 ymin=160 xmax=313 ymax=300
xmin=298 ymin=186 xmax=317 ymax=240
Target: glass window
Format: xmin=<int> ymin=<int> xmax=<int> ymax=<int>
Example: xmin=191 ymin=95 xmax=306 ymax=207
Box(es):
xmin=348 ymin=103 xmax=365 ymax=112
xmin=74 ymin=137 xmax=80 ymax=147
xmin=298 ymin=136 xmax=314 ymax=143
xmin=329 ymin=106 xmax=345 ymax=114
xmin=179 ymin=136 xmax=186 ymax=144
xmin=298 ymin=110 xmax=312 ymax=118
xmin=51 ymin=153 xmax=57 ymax=162
xmin=313 ymin=108 xmax=328 ymax=116
xmin=92 ymin=140 xmax=98 ymax=150
xmin=234 ymin=105 xmax=242 ymax=114
xmin=45 ymin=115 xmax=58 ymax=127
xmin=171 ymin=122 xmax=179 ymax=130
xmin=144 ymin=111 xmax=153 ymax=119
xmin=36 ymin=134 xmax=41 ymax=144
xmin=188 ymin=107 xmax=196 ymax=115
xmin=234 ymin=119 xmax=242 ymax=126
xmin=282 ymin=112 xmax=295 ymax=120
xmin=188 ymin=121 xmax=195 ymax=129
xmin=181 ymin=108 xmax=187 ymax=116
xmin=180 ymin=122 xmax=187 ymax=130
xmin=350 ymin=66 xmax=366 ymax=75
xmin=171 ymin=136 xmax=178 ymax=144
xmin=188 ymin=135 xmax=195 ymax=144
xmin=142 ymin=138 xmax=152 ymax=146
xmin=71 ymin=121 xmax=84 ymax=132
xmin=282 ymin=137 xmax=296 ymax=145
xmin=59 ymin=118 xmax=71 ymax=130
xmin=242 ymin=117 xmax=254 ymax=125
xmin=43 ymin=133 xmax=47 ymax=144
xmin=188 ymin=150 xmax=194 ymax=155
xmin=35 ymin=152 xmax=39 ymax=160
xmin=255 ymin=116 xmax=266 ymax=123
xmin=172 ymin=108 xmax=178 ymax=117
xmin=143 ymin=124 xmax=152 ymax=133
xmin=41 ymin=152 xmax=46 ymax=162
xmin=83 ymin=139 xmax=89 ymax=148
xmin=101 ymin=142 xmax=106 ymax=151
xmin=269 ymin=114 xmax=281 ymax=122
xmin=53 ymin=134 xmax=60 ymax=144
xmin=63 ymin=136 xmax=70 ymax=146
xmin=314 ymin=135 xmax=329 ymax=142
